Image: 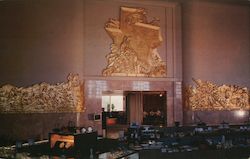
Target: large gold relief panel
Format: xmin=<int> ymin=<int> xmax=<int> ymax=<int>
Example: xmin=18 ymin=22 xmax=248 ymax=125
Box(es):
xmin=0 ymin=74 xmax=85 ymax=113
xmin=102 ymin=7 xmax=167 ymax=77
xmin=185 ymin=79 xmax=250 ymax=111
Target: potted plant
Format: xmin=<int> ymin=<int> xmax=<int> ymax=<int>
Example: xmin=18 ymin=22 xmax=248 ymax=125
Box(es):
xmin=111 ymin=104 xmax=115 ymax=112
xmin=107 ymin=104 xmax=110 ymax=112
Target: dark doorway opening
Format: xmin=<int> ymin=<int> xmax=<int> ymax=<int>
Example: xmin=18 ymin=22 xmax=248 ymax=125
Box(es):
xmin=102 ymin=91 xmax=167 ymax=139
xmin=125 ymin=91 xmax=167 ymax=126
xmin=142 ymin=91 xmax=166 ymax=126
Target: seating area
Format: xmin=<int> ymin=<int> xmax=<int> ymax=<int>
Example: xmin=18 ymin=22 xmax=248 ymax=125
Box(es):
xmin=126 ymin=123 xmax=250 ymax=150
xmin=1 ymin=123 xmax=250 ymax=158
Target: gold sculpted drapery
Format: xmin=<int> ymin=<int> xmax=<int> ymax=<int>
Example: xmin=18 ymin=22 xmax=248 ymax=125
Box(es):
xmin=0 ymin=74 xmax=84 ymax=113
xmin=185 ymin=79 xmax=250 ymax=111
xmin=103 ymin=7 xmax=167 ymax=77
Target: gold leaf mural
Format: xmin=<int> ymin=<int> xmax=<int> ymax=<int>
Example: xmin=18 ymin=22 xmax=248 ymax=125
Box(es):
xmin=0 ymin=74 xmax=84 ymax=113
xmin=103 ymin=7 xmax=167 ymax=77
xmin=185 ymin=79 xmax=250 ymax=111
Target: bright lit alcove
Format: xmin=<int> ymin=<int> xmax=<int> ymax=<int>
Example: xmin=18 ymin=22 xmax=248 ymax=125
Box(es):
xmin=101 ymin=90 xmax=124 ymax=111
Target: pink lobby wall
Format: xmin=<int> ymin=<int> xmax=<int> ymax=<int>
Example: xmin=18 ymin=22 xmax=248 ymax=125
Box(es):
xmin=82 ymin=0 xmax=182 ymax=134
xmin=182 ymin=1 xmax=250 ymax=87
xmin=0 ymin=0 xmax=84 ymax=86
xmin=0 ymin=0 xmax=182 ymax=140
xmin=182 ymin=2 xmax=250 ymax=125
xmin=0 ymin=0 xmax=249 ymax=140
xmin=0 ymin=0 xmax=86 ymax=141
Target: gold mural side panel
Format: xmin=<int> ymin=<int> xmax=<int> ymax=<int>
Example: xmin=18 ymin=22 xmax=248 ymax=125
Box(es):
xmin=102 ymin=6 xmax=167 ymax=77
xmin=0 ymin=74 xmax=85 ymax=113
xmin=185 ymin=79 xmax=250 ymax=111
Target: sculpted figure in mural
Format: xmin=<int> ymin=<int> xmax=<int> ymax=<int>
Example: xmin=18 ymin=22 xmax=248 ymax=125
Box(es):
xmin=103 ymin=7 xmax=167 ymax=77
xmin=185 ymin=79 xmax=250 ymax=111
xmin=0 ymin=73 xmax=84 ymax=113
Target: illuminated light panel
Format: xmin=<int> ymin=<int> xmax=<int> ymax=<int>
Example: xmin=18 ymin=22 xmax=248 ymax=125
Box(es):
xmin=50 ymin=134 xmax=74 ymax=148
xmin=235 ymin=110 xmax=247 ymax=118
xmin=132 ymin=81 xmax=150 ymax=91
xmin=87 ymin=80 xmax=107 ymax=98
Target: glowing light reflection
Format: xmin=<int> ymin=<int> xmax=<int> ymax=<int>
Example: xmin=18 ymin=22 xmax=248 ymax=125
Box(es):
xmin=235 ymin=110 xmax=246 ymax=118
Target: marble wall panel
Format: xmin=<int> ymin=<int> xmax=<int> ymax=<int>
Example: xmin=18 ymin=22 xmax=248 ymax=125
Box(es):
xmin=84 ymin=79 xmax=180 ymax=131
